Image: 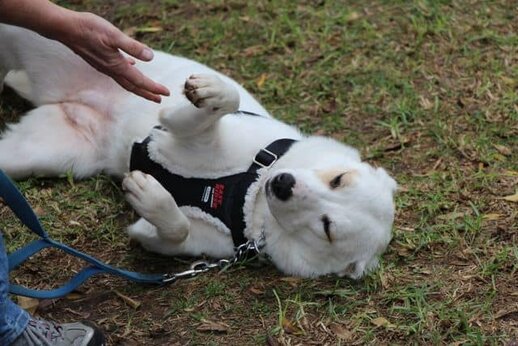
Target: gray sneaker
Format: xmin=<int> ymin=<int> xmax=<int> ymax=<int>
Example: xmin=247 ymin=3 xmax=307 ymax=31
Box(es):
xmin=11 ymin=318 xmax=105 ymax=346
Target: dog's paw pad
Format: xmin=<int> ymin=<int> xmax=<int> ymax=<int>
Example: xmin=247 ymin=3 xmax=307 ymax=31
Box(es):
xmin=123 ymin=171 xmax=174 ymax=218
xmin=184 ymin=78 xmax=204 ymax=107
xmin=183 ymin=74 xmax=239 ymax=113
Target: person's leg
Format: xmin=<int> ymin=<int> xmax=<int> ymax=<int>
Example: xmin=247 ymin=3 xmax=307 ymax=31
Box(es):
xmin=1 ymin=231 xmax=105 ymax=346
xmin=0 ymin=231 xmax=30 ymax=345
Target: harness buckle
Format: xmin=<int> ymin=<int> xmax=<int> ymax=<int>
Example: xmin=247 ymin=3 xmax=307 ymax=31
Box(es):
xmin=253 ymin=148 xmax=278 ymax=168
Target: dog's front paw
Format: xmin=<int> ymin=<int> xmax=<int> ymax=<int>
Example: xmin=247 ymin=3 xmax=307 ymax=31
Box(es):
xmin=184 ymin=74 xmax=239 ymax=114
xmin=123 ymin=171 xmax=190 ymax=242
xmin=122 ymin=170 xmax=175 ymax=223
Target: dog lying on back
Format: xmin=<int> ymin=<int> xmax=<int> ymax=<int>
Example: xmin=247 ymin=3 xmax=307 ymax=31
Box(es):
xmin=0 ymin=24 xmax=397 ymax=278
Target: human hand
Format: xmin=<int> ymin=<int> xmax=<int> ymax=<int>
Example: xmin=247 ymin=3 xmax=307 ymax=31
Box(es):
xmin=56 ymin=12 xmax=170 ymax=103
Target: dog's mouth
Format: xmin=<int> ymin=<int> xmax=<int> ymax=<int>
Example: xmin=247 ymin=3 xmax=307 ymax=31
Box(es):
xmin=265 ymin=179 xmax=272 ymax=197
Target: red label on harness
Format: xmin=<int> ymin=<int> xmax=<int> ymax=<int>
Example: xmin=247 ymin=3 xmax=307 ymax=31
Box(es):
xmin=211 ymin=183 xmax=225 ymax=209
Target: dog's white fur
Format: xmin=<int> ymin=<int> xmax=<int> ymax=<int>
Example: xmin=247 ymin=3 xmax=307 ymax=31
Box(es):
xmin=0 ymin=24 xmax=397 ymax=278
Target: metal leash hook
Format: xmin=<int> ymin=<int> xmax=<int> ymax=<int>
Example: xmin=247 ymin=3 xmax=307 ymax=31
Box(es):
xmin=162 ymin=260 xmax=214 ymax=283
xmin=161 ymin=238 xmax=264 ymax=284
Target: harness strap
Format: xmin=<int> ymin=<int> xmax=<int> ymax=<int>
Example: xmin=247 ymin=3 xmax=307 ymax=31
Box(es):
xmin=248 ymin=138 xmax=296 ymax=173
xmin=0 ymin=170 xmax=165 ymax=298
xmin=230 ymin=138 xmax=296 ymax=246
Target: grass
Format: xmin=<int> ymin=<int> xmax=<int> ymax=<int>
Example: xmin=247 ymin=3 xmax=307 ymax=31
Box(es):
xmin=1 ymin=0 xmax=517 ymax=344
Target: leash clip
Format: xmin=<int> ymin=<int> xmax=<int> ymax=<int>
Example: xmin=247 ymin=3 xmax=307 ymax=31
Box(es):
xmin=161 ymin=238 xmax=265 ymax=284
xmin=162 ymin=260 xmax=223 ymax=284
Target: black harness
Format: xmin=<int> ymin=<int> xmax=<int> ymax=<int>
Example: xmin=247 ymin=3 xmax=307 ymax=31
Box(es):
xmin=130 ymin=127 xmax=296 ymax=247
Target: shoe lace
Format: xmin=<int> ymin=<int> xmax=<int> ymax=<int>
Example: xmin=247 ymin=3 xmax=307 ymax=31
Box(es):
xmin=27 ymin=318 xmax=65 ymax=343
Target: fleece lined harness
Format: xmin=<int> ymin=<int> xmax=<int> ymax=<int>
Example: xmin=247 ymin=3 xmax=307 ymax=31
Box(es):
xmin=130 ymin=125 xmax=296 ymax=247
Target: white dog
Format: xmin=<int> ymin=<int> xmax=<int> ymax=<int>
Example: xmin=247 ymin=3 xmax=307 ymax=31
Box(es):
xmin=0 ymin=24 xmax=397 ymax=279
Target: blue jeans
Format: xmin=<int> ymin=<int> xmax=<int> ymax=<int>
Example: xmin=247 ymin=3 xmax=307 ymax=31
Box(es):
xmin=0 ymin=232 xmax=29 ymax=345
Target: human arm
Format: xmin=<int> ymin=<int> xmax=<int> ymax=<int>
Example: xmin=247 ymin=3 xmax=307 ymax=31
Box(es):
xmin=0 ymin=0 xmax=170 ymax=103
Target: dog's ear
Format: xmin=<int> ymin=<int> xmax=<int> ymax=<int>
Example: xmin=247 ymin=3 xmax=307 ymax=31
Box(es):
xmin=339 ymin=257 xmax=379 ymax=279
xmin=338 ymin=261 xmax=362 ymax=279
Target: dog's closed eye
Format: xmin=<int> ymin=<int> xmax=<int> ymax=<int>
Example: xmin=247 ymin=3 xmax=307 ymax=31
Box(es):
xmin=321 ymin=214 xmax=333 ymax=243
xmin=329 ymin=173 xmax=345 ymax=189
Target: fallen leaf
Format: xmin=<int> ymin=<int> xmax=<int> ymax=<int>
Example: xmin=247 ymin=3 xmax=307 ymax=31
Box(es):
xmin=282 ymin=318 xmax=304 ymax=335
xmin=483 ymin=213 xmax=503 ymax=221
xmin=493 ymin=144 xmax=512 ymax=156
xmin=380 ymin=272 xmax=390 ymax=289
xmin=500 ymin=75 xmax=515 ymax=86
xmin=329 ymin=323 xmax=353 ymax=340
xmin=17 ymin=296 xmax=39 ymax=314
xmin=242 ymin=45 xmax=263 ymax=57
xmin=371 ymin=317 xmax=395 ymax=328
xmin=395 ymin=246 xmax=411 ymax=257
xmin=113 ymin=290 xmax=141 ymax=309
xmin=502 ymin=192 xmax=518 ymax=202
xmin=249 ymin=287 xmax=265 ymax=295
xmin=256 ymin=73 xmax=267 ymax=88
xmin=419 ymin=95 xmax=433 ymax=110
xmin=66 ymin=292 xmax=85 ymax=301
xmin=345 ymin=11 xmax=361 ymax=22
xmin=196 ymin=319 xmax=230 ymax=333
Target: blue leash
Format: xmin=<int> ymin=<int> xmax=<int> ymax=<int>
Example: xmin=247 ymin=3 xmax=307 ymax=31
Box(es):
xmin=0 ymin=170 xmax=167 ymax=299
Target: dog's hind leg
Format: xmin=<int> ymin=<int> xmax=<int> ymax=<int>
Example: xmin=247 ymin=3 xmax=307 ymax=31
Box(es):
xmin=0 ymin=103 xmax=107 ymax=179
xmin=158 ymin=74 xmax=240 ymax=139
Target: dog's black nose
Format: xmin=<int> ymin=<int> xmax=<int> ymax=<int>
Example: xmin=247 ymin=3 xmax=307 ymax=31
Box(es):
xmin=270 ymin=173 xmax=295 ymax=201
